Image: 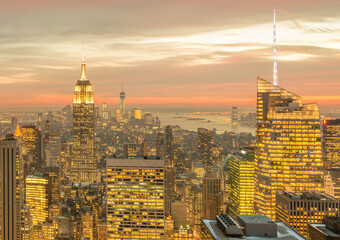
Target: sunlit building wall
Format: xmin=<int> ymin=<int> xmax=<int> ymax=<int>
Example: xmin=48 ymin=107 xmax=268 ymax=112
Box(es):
xmin=106 ymin=157 xmax=165 ymax=239
xmin=254 ymin=77 xmax=324 ymax=220
xmin=276 ymin=192 xmax=340 ymax=238
xmin=71 ymin=56 xmax=96 ymax=183
xmin=26 ymin=175 xmax=48 ymax=225
xmin=322 ymin=119 xmax=340 ymax=169
xmin=228 ymin=148 xmax=254 ymax=218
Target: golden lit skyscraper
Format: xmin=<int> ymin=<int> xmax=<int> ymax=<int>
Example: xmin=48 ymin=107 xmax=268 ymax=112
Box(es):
xmin=254 ymin=77 xmax=324 ymax=220
xmin=106 ymin=157 xmax=165 ymax=239
xmin=322 ymin=119 xmax=340 ymax=169
xmin=71 ymin=55 xmax=96 ymax=183
xmin=26 ymin=175 xmax=48 ymax=225
xmin=228 ymin=148 xmax=254 ymax=218
xmin=0 ymin=135 xmax=23 ymax=240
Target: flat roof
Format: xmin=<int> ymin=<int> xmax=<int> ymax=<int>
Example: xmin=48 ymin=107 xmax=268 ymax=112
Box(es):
xmin=201 ymin=219 xmax=306 ymax=240
xmin=238 ymin=215 xmax=274 ymax=224
xmin=309 ymin=224 xmax=340 ymax=238
xmin=106 ymin=157 xmax=164 ymax=168
xmin=278 ymin=192 xmax=338 ymax=201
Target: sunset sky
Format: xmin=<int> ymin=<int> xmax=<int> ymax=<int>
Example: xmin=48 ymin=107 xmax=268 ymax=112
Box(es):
xmin=1 ymin=0 xmax=340 ymax=108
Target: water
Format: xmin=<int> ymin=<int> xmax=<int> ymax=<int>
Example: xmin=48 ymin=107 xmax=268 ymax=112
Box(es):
xmin=154 ymin=112 xmax=255 ymax=135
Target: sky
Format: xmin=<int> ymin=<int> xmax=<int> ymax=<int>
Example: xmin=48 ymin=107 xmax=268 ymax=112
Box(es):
xmin=1 ymin=0 xmax=340 ymax=109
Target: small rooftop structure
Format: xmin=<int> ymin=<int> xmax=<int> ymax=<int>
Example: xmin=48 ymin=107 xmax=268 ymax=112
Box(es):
xmin=201 ymin=214 xmax=306 ymax=240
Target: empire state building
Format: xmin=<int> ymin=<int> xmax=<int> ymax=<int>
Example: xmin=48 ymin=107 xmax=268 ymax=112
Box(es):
xmin=71 ymin=55 xmax=97 ymax=183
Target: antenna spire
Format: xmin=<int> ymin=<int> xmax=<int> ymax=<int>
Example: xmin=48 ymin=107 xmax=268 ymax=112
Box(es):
xmin=80 ymin=41 xmax=87 ymax=80
xmin=273 ymin=9 xmax=278 ymax=86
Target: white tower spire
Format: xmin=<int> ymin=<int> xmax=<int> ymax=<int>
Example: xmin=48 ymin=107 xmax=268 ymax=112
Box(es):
xmin=273 ymin=9 xmax=278 ymax=86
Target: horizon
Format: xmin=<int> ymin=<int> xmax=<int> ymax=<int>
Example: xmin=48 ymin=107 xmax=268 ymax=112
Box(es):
xmin=1 ymin=0 xmax=340 ymax=108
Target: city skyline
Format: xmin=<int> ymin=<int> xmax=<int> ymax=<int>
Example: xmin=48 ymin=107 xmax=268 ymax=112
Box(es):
xmin=1 ymin=0 xmax=340 ymax=108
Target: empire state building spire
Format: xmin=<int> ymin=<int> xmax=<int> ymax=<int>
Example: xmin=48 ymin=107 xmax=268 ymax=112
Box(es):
xmin=80 ymin=53 xmax=87 ymax=80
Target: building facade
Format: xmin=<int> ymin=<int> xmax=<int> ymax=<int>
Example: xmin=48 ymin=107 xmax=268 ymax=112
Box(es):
xmin=71 ymin=55 xmax=96 ymax=183
xmin=106 ymin=157 xmax=165 ymax=239
xmin=322 ymin=119 xmax=340 ymax=169
xmin=254 ymin=77 xmax=324 ymax=220
xmin=228 ymin=148 xmax=254 ymax=218
xmin=0 ymin=135 xmax=23 ymax=240
xmin=276 ymin=192 xmax=340 ymax=237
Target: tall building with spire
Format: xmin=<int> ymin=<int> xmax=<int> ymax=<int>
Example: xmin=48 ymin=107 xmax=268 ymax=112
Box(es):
xmin=71 ymin=54 xmax=96 ymax=183
xmin=253 ymin=10 xmax=324 ymax=220
xmin=119 ymin=86 xmax=126 ymax=115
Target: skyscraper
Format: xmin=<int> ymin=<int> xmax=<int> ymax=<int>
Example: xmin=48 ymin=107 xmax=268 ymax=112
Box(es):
xmin=26 ymin=175 xmax=48 ymax=225
xmin=102 ymin=102 xmax=109 ymax=122
xmin=106 ymin=157 xmax=165 ymax=239
xmin=322 ymin=119 xmax=340 ymax=169
xmin=71 ymin=55 xmax=96 ymax=183
xmin=228 ymin=148 xmax=254 ymax=218
xmin=254 ymin=10 xmax=323 ymax=220
xmin=202 ymin=172 xmax=222 ymax=219
xmin=119 ymin=86 xmax=126 ymax=115
xmin=165 ymin=125 xmax=174 ymax=166
xmin=0 ymin=135 xmax=23 ymax=240
xmin=197 ymin=128 xmax=213 ymax=171
xmin=254 ymin=77 xmax=324 ymax=220
xmin=231 ymin=106 xmax=238 ymax=126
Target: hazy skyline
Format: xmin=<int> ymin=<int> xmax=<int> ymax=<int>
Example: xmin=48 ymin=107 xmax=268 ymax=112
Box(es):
xmin=1 ymin=0 xmax=340 ymax=108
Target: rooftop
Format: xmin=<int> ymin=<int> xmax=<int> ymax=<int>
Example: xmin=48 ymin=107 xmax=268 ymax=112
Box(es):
xmin=279 ymin=192 xmax=337 ymax=201
xmin=202 ymin=219 xmax=306 ymax=240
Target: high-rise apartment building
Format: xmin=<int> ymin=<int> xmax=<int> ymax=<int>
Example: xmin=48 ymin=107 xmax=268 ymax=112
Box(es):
xmin=197 ymin=128 xmax=213 ymax=171
xmin=72 ymin=55 xmax=96 ymax=183
xmin=228 ymin=148 xmax=254 ymax=218
xmin=26 ymin=175 xmax=48 ymax=225
xmin=276 ymin=192 xmax=340 ymax=237
xmin=106 ymin=157 xmax=165 ymax=239
xmin=322 ymin=119 xmax=340 ymax=169
xmin=254 ymin=77 xmax=324 ymax=220
xmin=0 ymin=135 xmax=23 ymax=240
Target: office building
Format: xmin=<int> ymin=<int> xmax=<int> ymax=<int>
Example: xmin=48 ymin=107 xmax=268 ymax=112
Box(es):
xmin=26 ymin=175 xmax=48 ymax=225
xmin=228 ymin=148 xmax=254 ymax=218
xmin=276 ymin=192 xmax=340 ymax=237
xmin=115 ymin=108 xmax=121 ymax=122
xmin=254 ymin=77 xmax=324 ymax=220
xmin=165 ymin=125 xmax=174 ymax=166
xmin=231 ymin=106 xmax=238 ymax=126
xmin=198 ymin=128 xmax=213 ymax=171
xmin=123 ymin=143 xmax=142 ymax=157
xmin=0 ymin=135 xmax=23 ymax=240
xmin=22 ymin=125 xmax=43 ymax=170
xmin=102 ymin=102 xmax=109 ymax=121
xmin=72 ymin=54 xmax=96 ymax=183
xmin=132 ymin=107 xmax=142 ymax=120
xmin=203 ymin=172 xmax=222 ymax=219
xmin=322 ymin=119 xmax=340 ymax=169
xmin=308 ymin=216 xmax=340 ymax=240
xmin=106 ymin=157 xmax=165 ymax=239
